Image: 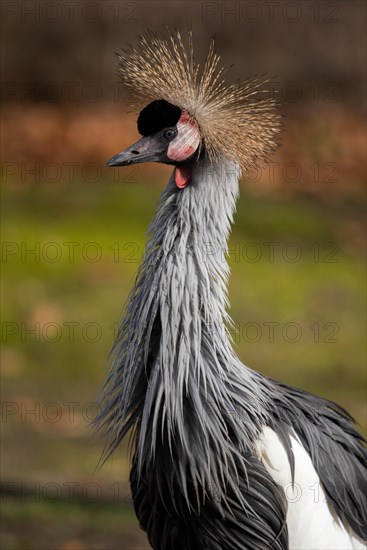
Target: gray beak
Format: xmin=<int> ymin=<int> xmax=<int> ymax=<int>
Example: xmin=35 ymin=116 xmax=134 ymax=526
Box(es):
xmin=107 ymin=134 xmax=166 ymax=167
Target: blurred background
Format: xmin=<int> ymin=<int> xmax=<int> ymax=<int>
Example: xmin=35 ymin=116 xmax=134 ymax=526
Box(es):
xmin=1 ymin=1 xmax=366 ymax=549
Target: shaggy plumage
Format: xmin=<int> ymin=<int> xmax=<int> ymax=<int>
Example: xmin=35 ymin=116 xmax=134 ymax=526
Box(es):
xmin=95 ymin=30 xmax=367 ymax=549
xmin=96 ymin=158 xmax=366 ymax=548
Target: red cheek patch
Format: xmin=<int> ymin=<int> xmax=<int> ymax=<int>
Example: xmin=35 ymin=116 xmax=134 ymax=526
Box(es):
xmin=167 ymin=112 xmax=200 ymax=163
xmin=174 ymin=165 xmax=191 ymax=189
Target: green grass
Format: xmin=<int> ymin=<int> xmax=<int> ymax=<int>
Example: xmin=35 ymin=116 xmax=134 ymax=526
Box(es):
xmin=1 ymin=500 xmax=148 ymax=550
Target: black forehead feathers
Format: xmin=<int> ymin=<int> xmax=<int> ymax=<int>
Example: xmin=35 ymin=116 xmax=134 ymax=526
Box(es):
xmin=137 ymin=99 xmax=181 ymax=136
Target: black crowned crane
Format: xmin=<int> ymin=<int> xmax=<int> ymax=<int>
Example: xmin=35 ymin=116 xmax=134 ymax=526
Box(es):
xmin=95 ymin=30 xmax=367 ymax=549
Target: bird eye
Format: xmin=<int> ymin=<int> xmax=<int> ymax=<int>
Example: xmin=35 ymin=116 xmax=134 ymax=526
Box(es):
xmin=163 ymin=128 xmax=177 ymax=141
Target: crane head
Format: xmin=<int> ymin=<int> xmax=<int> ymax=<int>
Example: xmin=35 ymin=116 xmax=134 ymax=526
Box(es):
xmin=107 ymin=29 xmax=281 ymax=183
xmin=107 ymin=100 xmax=201 ymax=187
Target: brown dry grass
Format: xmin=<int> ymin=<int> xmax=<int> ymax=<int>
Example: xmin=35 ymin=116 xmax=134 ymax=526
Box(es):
xmin=2 ymin=103 xmax=365 ymax=200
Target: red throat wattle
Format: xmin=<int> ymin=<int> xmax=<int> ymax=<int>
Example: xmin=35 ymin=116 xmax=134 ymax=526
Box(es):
xmin=174 ymin=165 xmax=191 ymax=189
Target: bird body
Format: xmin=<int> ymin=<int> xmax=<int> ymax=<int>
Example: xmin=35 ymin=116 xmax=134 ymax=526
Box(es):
xmin=96 ymin=30 xmax=367 ymax=549
xmin=257 ymin=427 xmax=366 ymax=549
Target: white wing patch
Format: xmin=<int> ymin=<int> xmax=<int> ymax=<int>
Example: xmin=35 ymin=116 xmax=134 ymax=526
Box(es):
xmin=256 ymin=427 xmax=366 ymax=550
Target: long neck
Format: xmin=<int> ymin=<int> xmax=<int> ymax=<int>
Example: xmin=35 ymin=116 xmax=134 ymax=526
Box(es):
xmin=97 ymin=156 xmax=270 ymax=508
xmin=153 ymin=155 xmax=240 ymax=358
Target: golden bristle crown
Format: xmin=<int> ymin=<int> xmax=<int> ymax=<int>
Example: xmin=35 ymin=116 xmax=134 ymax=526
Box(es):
xmin=117 ymin=29 xmax=281 ymax=173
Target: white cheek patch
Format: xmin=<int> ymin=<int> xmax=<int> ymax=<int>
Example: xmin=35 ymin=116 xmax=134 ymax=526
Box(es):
xmin=167 ymin=114 xmax=201 ymax=162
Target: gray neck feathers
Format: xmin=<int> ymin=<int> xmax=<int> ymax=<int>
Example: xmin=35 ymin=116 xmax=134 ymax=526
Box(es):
xmin=96 ymin=155 xmax=270 ymax=510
